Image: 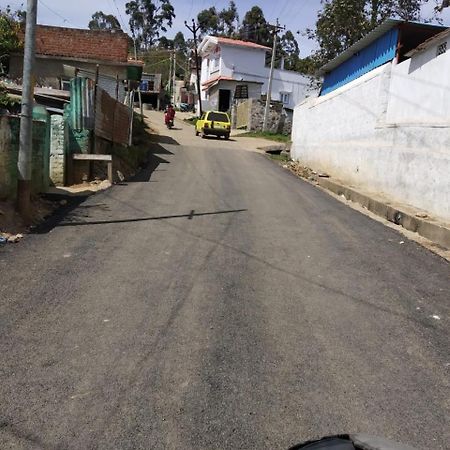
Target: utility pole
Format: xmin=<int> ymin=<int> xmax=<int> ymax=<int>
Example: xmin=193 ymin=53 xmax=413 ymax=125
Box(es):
xmin=263 ymin=19 xmax=284 ymax=132
xmin=184 ymin=19 xmax=203 ymax=116
xmin=17 ymin=0 xmax=38 ymax=218
xmin=172 ymin=49 xmax=176 ymax=105
xmin=168 ymin=49 xmax=173 ymax=100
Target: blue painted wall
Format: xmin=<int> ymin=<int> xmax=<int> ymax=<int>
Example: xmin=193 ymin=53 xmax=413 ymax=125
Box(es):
xmin=321 ymin=28 xmax=399 ymax=96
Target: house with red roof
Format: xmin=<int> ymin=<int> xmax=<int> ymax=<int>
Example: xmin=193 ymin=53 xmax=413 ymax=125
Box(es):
xmin=196 ymin=35 xmax=310 ymax=113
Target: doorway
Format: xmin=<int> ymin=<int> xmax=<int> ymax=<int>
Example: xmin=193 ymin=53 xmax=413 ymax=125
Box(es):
xmin=218 ymin=89 xmax=231 ymax=112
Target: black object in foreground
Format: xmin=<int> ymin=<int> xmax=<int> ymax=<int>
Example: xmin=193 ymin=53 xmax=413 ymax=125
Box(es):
xmin=289 ymin=434 xmax=417 ymax=450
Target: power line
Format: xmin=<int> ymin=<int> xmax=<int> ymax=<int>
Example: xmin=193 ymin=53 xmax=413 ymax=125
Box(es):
xmin=112 ymin=0 xmax=128 ymax=33
xmin=188 ymin=0 xmax=194 ymax=19
xmin=38 ymin=0 xmax=71 ymax=25
xmin=278 ymin=0 xmax=291 ymax=20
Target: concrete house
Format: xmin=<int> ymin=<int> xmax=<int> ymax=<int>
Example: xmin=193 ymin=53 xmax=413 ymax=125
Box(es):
xmin=197 ymin=35 xmax=309 ymax=113
xmin=9 ymin=25 xmax=142 ymax=100
xmin=291 ymin=19 xmax=450 ymax=221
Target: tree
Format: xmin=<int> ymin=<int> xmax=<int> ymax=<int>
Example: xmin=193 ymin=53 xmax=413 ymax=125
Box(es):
xmin=158 ymin=36 xmax=173 ymax=49
xmin=197 ymin=7 xmax=221 ymax=36
xmin=219 ymin=1 xmax=239 ymax=36
xmin=88 ymin=11 xmax=122 ymax=30
xmin=279 ymin=30 xmax=300 ymax=70
xmin=238 ymin=6 xmax=271 ymax=46
xmin=307 ymin=0 xmax=428 ymax=69
xmin=0 ymin=5 xmax=25 ymax=74
xmin=310 ymin=0 xmax=369 ymax=64
xmin=197 ymin=2 xmax=239 ymax=37
xmin=173 ymin=31 xmax=187 ymax=53
xmin=125 ymin=0 xmax=175 ymax=50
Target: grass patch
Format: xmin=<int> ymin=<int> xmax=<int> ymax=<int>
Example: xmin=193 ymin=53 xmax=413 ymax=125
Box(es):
xmin=238 ymin=131 xmax=291 ymax=143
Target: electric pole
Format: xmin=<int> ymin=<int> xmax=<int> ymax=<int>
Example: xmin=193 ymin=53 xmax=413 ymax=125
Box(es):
xmin=17 ymin=0 xmax=38 ymax=218
xmin=168 ymin=49 xmax=173 ymax=99
xmin=263 ymin=19 xmax=284 ymax=132
xmin=184 ymin=19 xmax=203 ymax=116
xmin=172 ymin=49 xmax=176 ymax=105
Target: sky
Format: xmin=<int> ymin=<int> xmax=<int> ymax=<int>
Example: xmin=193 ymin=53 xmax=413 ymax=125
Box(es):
xmin=2 ymin=0 xmax=450 ymax=56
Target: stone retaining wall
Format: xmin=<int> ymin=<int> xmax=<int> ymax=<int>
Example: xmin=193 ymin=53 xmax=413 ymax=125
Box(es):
xmin=235 ymin=98 xmax=292 ymax=135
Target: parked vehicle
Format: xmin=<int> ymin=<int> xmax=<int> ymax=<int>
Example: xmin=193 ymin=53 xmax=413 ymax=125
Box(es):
xmin=195 ymin=111 xmax=231 ymax=139
xmin=179 ymin=103 xmax=194 ymax=112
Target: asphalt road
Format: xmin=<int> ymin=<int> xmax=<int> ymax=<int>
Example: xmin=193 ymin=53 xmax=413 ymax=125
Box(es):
xmin=0 ymin=114 xmax=449 ymax=450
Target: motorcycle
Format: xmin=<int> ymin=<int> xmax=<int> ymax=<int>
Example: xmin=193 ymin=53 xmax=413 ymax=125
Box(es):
xmin=166 ymin=118 xmax=174 ymax=129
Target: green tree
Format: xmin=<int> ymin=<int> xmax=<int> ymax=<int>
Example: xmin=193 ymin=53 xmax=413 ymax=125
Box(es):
xmin=219 ymin=1 xmax=239 ymax=36
xmin=125 ymin=0 xmax=175 ymax=50
xmin=197 ymin=7 xmax=221 ymax=36
xmin=158 ymin=36 xmax=173 ymax=49
xmin=88 ymin=11 xmax=122 ymax=30
xmin=0 ymin=5 xmax=25 ymax=74
xmin=279 ymin=30 xmax=300 ymax=70
xmin=306 ymin=0 xmax=430 ymax=70
xmin=238 ymin=6 xmax=271 ymax=46
xmin=173 ymin=31 xmax=187 ymax=53
xmin=197 ymin=2 xmax=239 ymax=37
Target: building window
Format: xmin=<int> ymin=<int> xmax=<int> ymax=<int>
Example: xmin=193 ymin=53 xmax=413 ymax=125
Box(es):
xmin=281 ymin=92 xmax=290 ymax=105
xmin=60 ymin=78 xmax=71 ymax=91
xmin=436 ymin=42 xmax=447 ymax=56
xmin=210 ymin=56 xmax=220 ymax=73
xmin=234 ymin=85 xmax=248 ymax=99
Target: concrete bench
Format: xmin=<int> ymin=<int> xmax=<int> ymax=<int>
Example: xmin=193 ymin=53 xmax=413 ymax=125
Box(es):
xmin=72 ymin=153 xmax=113 ymax=183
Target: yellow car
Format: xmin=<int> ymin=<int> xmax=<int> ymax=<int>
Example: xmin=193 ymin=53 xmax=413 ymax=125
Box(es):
xmin=195 ymin=111 xmax=231 ymax=139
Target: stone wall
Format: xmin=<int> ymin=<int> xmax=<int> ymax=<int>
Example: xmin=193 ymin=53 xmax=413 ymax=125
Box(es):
xmin=247 ymin=99 xmax=292 ymax=135
xmin=0 ymin=115 xmax=50 ymax=199
xmin=49 ymin=115 xmax=67 ymax=186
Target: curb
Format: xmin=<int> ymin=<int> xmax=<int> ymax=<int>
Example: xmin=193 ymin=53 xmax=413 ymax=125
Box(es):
xmin=317 ymin=178 xmax=450 ymax=250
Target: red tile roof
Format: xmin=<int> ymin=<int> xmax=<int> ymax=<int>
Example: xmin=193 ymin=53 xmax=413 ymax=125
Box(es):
xmin=201 ymin=75 xmax=234 ymax=87
xmin=216 ymin=37 xmax=270 ymax=50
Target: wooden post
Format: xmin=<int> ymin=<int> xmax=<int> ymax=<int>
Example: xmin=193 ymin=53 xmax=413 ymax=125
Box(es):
xmin=138 ymin=88 xmax=143 ymax=122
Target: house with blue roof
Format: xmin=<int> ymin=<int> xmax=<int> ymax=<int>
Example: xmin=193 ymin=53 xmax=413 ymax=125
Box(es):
xmin=291 ymin=19 xmax=450 ymax=222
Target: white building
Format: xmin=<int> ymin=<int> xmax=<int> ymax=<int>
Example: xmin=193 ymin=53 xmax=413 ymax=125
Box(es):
xmin=291 ymin=20 xmax=450 ymax=221
xmin=197 ymin=36 xmax=310 ymax=113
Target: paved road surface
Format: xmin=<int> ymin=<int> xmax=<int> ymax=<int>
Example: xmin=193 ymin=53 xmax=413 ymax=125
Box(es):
xmin=1 ymin=113 xmax=449 ymax=449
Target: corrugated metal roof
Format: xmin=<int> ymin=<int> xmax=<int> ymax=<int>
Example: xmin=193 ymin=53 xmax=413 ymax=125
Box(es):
xmin=319 ymin=19 xmax=402 ymax=74
xmin=318 ymin=19 xmax=446 ymax=75
xmin=63 ymin=65 xmax=126 ymax=102
xmin=405 ymin=28 xmax=450 ymax=56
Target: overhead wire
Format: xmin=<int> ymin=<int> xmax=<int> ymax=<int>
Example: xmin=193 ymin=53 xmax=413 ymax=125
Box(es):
xmin=111 ymin=0 xmax=129 ymax=33
xmin=38 ymin=0 xmax=71 ymax=25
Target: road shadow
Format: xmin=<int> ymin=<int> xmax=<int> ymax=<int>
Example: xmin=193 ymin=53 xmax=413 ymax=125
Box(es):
xmin=149 ymin=134 xmax=180 ymax=145
xmin=32 ymin=143 xmax=174 ymax=234
xmin=127 ymin=143 xmax=173 ymax=183
xmin=57 ymin=208 xmax=248 ymax=227
xmin=201 ymin=136 xmax=236 ymax=142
